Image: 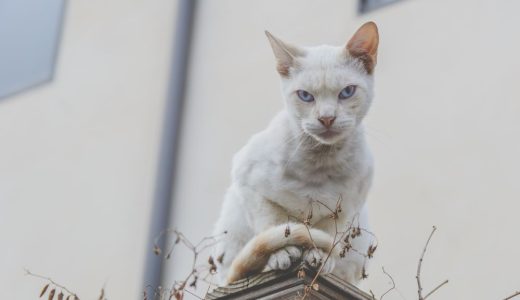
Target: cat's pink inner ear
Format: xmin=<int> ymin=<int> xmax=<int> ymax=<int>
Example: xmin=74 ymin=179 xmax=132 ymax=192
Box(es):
xmin=346 ymin=22 xmax=379 ymax=74
xmin=265 ymin=31 xmax=303 ymax=77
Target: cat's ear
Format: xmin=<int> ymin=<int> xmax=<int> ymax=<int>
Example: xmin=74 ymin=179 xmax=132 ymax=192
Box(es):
xmin=346 ymin=22 xmax=379 ymax=74
xmin=265 ymin=31 xmax=304 ymax=77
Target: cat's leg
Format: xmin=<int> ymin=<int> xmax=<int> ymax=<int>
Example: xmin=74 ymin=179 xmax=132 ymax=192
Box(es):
xmin=248 ymin=196 xmax=303 ymax=271
xmin=212 ymin=187 xmax=253 ymax=285
xmin=308 ymin=204 xmax=373 ymax=284
xmin=266 ymin=245 xmax=302 ymax=271
xmin=299 ymin=219 xmax=336 ymax=274
xmin=333 ymin=204 xmax=373 ymax=285
xmin=303 ymin=247 xmax=336 ymax=273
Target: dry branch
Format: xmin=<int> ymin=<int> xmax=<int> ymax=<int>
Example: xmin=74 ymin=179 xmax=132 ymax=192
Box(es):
xmin=25 ymin=269 xmax=81 ymax=300
xmin=504 ymin=291 xmax=520 ymax=300
xmin=298 ymin=197 xmax=378 ymax=300
xmin=416 ymin=226 xmax=448 ymax=300
xmin=379 ymin=267 xmax=396 ymax=300
xmin=149 ymin=229 xmax=226 ymax=299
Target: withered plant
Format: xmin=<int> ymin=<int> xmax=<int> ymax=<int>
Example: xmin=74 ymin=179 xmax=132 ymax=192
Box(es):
xmin=26 ymin=199 xmax=519 ymax=300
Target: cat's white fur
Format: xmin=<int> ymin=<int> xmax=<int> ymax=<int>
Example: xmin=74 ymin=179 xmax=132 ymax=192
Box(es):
xmin=212 ymin=22 xmax=379 ymax=286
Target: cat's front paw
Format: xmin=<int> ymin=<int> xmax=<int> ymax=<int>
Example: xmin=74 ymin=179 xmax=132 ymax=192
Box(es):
xmin=267 ymin=246 xmax=302 ymax=271
xmin=304 ymin=248 xmax=336 ymax=274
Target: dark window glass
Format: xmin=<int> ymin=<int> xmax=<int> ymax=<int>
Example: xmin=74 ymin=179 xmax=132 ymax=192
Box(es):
xmin=359 ymin=0 xmax=403 ymax=14
xmin=0 ymin=0 xmax=65 ymax=99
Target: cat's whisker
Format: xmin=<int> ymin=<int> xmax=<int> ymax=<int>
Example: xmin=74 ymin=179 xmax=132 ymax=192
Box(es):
xmin=280 ymin=131 xmax=305 ymax=149
xmin=281 ymin=133 xmax=307 ymax=172
xmin=364 ymin=125 xmax=388 ymax=146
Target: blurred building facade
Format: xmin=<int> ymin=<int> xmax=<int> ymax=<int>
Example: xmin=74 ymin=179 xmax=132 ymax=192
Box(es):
xmin=0 ymin=0 xmax=176 ymax=298
xmin=167 ymin=1 xmax=520 ymax=299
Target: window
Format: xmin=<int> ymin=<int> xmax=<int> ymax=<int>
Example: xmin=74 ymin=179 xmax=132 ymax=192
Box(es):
xmin=359 ymin=0 xmax=403 ymax=14
xmin=0 ymin=0 xmax=65 ymax=99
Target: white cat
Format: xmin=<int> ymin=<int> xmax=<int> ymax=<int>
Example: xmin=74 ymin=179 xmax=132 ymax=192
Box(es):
xmin=212 ymin=22 xmax=379 ymax=286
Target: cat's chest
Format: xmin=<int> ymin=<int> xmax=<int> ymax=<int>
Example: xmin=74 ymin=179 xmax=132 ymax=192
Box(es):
xmin=267 ymin=165 xmax=364 ymax=219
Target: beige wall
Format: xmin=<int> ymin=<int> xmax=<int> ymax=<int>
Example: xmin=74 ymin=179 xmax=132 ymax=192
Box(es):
xmin=0 ymin=1 xmax=175 ymax=299
xmin=168 ymin=0 xmax=520 ymax=299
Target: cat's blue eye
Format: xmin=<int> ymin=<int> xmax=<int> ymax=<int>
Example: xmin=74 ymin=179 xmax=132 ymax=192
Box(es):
xmin=296 ymin=90 xmax=315 ymax=102
xmin=338 ymin=85 xmax=356 ymax=100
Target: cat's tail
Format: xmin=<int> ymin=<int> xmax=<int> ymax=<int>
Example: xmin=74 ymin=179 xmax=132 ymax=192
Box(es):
xmin=226 ymin=223 xmax=336 ymax=284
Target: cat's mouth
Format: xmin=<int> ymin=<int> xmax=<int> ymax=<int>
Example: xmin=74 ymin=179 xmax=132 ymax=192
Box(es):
xmin=310 ymin=129 xmax=345 ymax=145
xmin=302 ymin=124 xmax=346 ymax=145
xmin=318 ymin=130 xmax=340 ymax=139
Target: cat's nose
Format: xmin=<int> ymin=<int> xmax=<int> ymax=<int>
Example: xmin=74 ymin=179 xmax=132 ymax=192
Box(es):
xmin=318 ymin=116 xmax=336 ymax=128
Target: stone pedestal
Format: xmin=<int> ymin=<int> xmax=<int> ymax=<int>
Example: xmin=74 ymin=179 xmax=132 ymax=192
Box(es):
xmin=207 ymin=264 xmax=371 ymax=300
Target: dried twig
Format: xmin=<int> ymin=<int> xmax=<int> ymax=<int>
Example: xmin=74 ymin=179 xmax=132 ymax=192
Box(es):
xmin=423 ymin=279 xmax=449 ymax=300
xmin=299 ymin=196 xmax=378 ymax=300
xmin=504 ymin=291 xmax=520 ymax=300
xmin=416 ymin=226 xmax=448 ymax=300
xmin=297 ymin=217 xmax=450 ymax=300
xmin=370 ymin=289 xmax=377 ymax=300
xmin=98 ymin=287 xmax=107 ymax=300
xmin=150 ymin=229 xmax=225 ymax=299
xmin=380 ymin=267 xmax=396 ymax=300
xmin=25 ymin=269 xmax=80 ymax=299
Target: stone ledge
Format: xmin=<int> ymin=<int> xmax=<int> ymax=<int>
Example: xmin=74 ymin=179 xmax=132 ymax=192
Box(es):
xmin=207 ymin=264 xmax=371 ymax=300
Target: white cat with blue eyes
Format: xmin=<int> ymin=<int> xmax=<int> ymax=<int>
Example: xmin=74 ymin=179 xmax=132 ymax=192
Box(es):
xmin=212 ymin=22 xmax=379 ymax=286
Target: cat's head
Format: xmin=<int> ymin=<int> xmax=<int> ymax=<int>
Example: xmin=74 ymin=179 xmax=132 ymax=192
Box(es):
xmin=266 ymin=22 xmax=379 ymax=145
